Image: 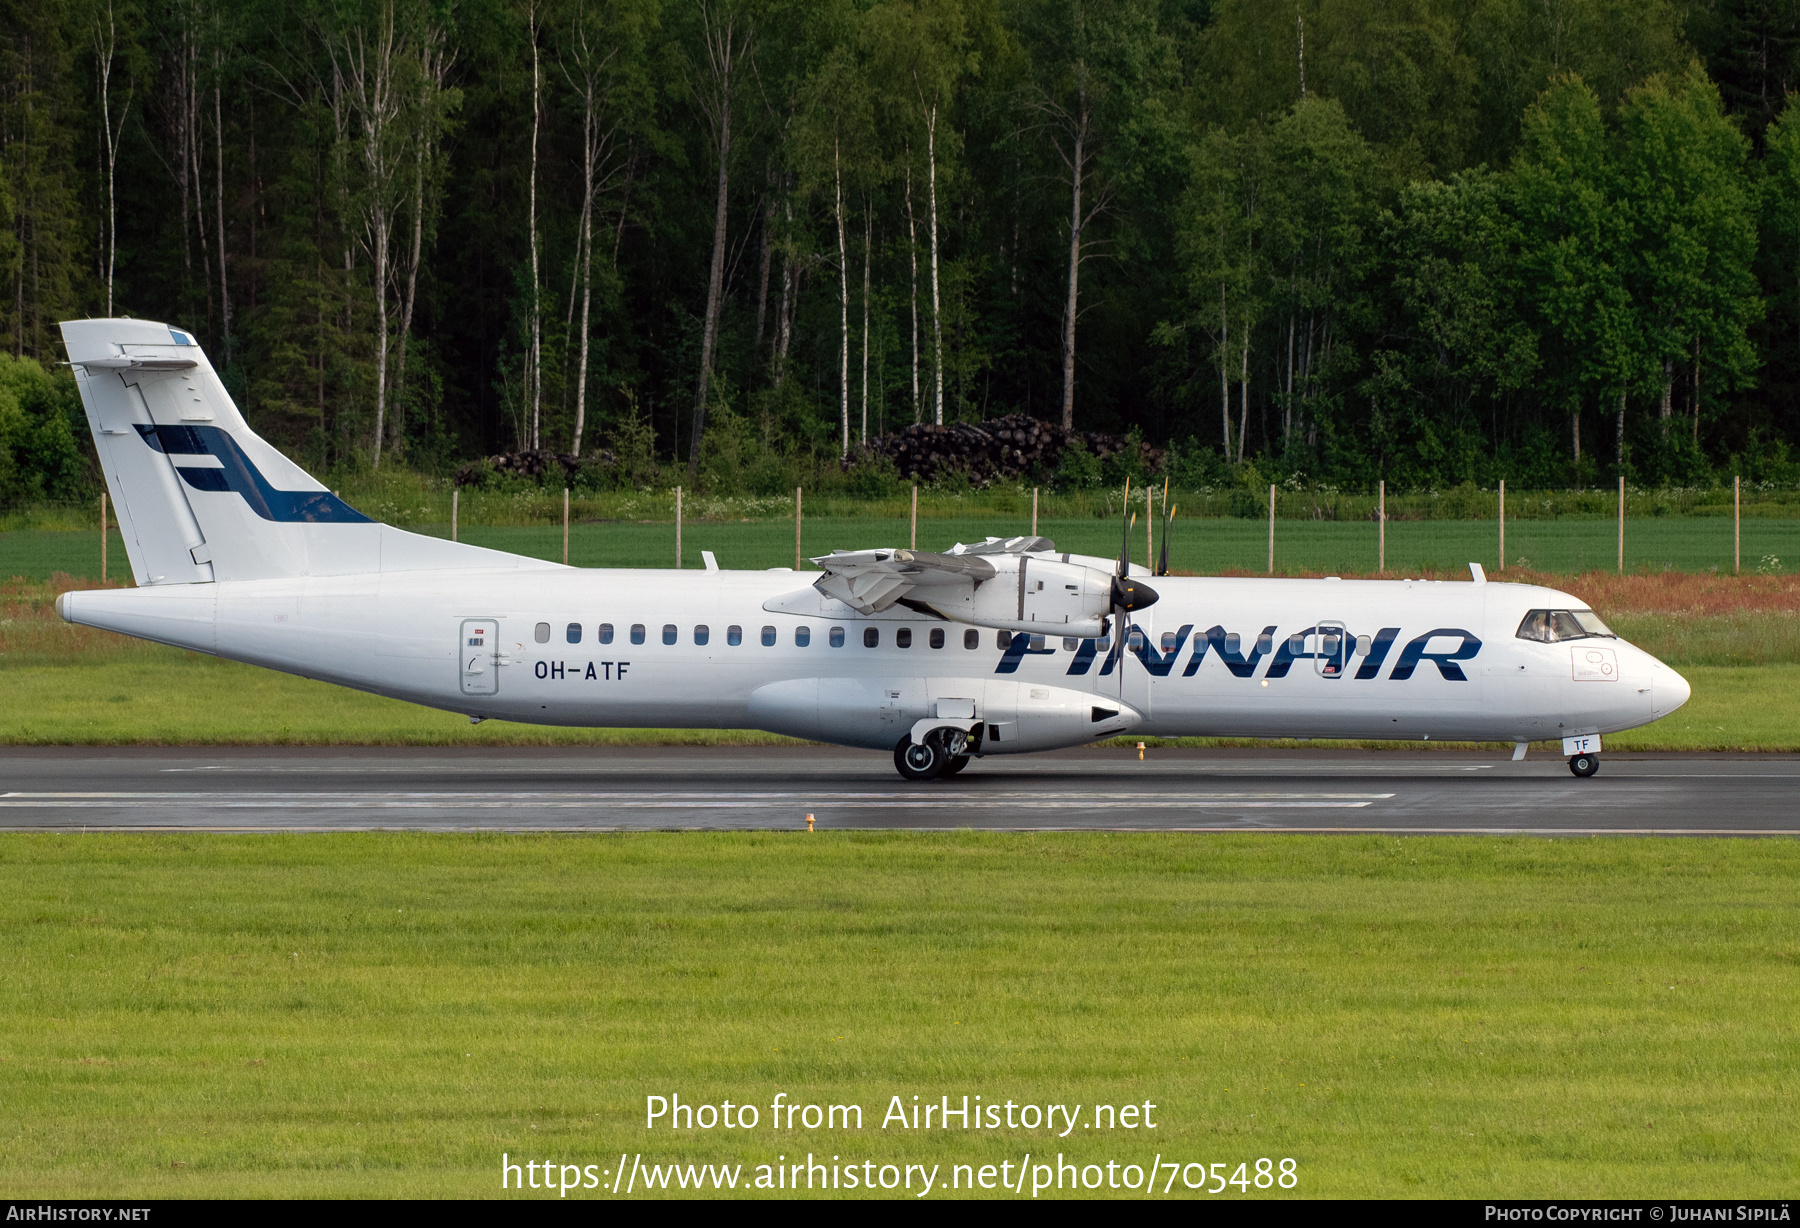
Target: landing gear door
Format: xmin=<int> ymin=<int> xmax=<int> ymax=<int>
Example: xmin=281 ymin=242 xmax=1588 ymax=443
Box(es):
xmin=1313 ymin=621 xmax=1347 ymax=678
xmin=460 ymin=619 xmax=500 ymax=695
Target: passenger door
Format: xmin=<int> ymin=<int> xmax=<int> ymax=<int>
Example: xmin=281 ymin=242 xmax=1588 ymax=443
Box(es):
xmin=460 ymin=619 xmax=500 ymax=696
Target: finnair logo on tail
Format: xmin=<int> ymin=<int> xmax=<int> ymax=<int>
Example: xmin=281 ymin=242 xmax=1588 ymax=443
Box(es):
xmin=136 ymin=423 xmax=371 ymax=524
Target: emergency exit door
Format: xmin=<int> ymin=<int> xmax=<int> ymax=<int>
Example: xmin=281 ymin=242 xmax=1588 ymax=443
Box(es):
xmin=460 ymin=619 xmax=500 ymax=695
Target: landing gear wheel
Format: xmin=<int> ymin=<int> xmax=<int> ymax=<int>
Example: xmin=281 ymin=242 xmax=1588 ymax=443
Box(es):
xmin=895 ymin=736 xmax=948 ymax=781
xmin=940 ymin=755 xmax=971 ymax=777
xmin=1569 ymin=753 xmax=1599 ymax=778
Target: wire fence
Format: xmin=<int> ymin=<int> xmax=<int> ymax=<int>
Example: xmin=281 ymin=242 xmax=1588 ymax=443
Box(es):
xmin=4 ymin=485 xmax=1795 ymax=582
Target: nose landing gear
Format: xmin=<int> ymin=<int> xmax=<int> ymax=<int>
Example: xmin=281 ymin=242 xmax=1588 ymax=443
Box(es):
xmin=1569 ymin=752 xmax=1599 ymax=778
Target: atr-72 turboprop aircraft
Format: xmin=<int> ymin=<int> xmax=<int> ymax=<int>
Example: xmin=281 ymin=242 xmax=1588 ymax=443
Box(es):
xmin=57 ymin=318 xmax=1690 ymax=780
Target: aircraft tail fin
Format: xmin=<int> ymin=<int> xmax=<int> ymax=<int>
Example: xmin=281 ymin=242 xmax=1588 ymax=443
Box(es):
xmin=60 ymin=318 xmax=555 ymax=585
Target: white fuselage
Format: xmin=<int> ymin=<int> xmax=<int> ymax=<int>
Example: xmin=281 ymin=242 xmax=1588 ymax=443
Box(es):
xmin=58 ymin=564 xmax=1689 ymax=751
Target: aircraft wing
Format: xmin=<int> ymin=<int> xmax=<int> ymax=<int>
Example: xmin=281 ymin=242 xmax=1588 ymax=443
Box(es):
xmin=809 ymin=548 xmax=998 ymax=615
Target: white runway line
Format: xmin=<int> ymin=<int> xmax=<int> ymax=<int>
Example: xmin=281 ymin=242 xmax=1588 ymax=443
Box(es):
xmin=0 ymin=790 xmax=1395 ymax=810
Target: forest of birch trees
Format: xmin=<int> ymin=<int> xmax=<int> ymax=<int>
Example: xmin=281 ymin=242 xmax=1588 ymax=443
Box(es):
xmin=6 ymin=0 xmax=1800 ymax=497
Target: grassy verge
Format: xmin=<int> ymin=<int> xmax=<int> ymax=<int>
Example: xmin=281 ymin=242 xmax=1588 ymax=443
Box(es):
xmin=2 ymin=832 xmax=1796 ymax=1198
xmin=0 ymin=654 xmax=1790 ymax=750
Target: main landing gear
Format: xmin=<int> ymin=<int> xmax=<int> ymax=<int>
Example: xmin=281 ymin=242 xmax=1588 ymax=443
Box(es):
xmin=894 ymin=729 xmax=972 ymax=781
xmin=1568 ymin=752 xmax=1599 ymax=778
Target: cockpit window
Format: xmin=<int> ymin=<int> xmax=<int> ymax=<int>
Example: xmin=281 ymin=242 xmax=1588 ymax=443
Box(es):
xmin=1516 ymin=608 xmax=1616 ymax=643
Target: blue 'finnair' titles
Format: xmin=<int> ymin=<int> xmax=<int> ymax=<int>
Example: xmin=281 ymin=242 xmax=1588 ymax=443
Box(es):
xmin=53 ymin=317 xmax=1691 ymax=780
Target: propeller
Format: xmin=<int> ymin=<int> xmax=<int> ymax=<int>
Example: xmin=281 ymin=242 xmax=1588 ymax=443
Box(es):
xmin=1156 ymin=498 xmax=1177 ymax=577
xmin=1107 ymin=478 xmax=1160 ymax=696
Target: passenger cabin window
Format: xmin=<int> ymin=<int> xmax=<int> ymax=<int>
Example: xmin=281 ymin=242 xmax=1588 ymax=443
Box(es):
xmin=662 ymin=624 xmax=677 ymax=645
xmin=598 ymin=623 xmax=614 ymax=645
xmin=964 ymin=629 xmax=980 ymax=649
xmin=727 ymin=625 xmax=743 ymax=646
xmin=896 ymin=627 xmax=912 ymax=649
xmin=795 ymin=626 xmax=811 ymax=647
xmin=929 ymin=628 xmax=944 ymax=649
xmin=630 ymin=624 xmax=646 ymax=645
xmin=762 ymin=625 xmax=777 ymax=646
xmin=694 ymin=625 xmax=709 ymax=646
xmin=1516 ymin=609 xmax=1616 ymax=643
xmin=1064 ymin=637 xmax=1079 ymax=651
xmin=829 ymin=626 xmax=846 ymax=647
xmin=1128 ymin=629 xmax=1146 ymax=651
xmin=534 ymin=622 xmax=551 ymax=643
xmin=996 ymin=630 xmax=1010 ymax=650
xmin=566 ymin=623 xmax=582 ymax=644
xmin=864 ymin=627 xmax=879 ymax=648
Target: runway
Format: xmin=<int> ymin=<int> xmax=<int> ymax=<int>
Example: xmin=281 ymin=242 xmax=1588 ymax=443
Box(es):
xmin=0 ymin=746 xmax=1796 ymax=833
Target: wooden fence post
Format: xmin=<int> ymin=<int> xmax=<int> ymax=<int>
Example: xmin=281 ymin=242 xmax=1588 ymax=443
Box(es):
xmin=1734 ymin=475 xmax=1741 ymax=575
xmin=674 ymin=486 xmax=682 ymax=569
xmin=1268 ymin=483 xmax=1276 ymax=574
xmin=1378 ymin=479 xmax=1385 ymax=574
xmin=910 ymin=484 xmax=917 ymax=550
xmin=451 ymin=487 xmax=459 ymax=542
xmin=1618 ymin=475 xmax=1625 ymax=574
xmin=795 ymin=486 xmax=803 ymax=569
xmin=1498 ymin=479 xmax=1505 ymax=572
xmin=1031 ymin=486 xmax=1038 ymax=537
xmin=1146 ymin=482 xmax=1154 ymax=570
xmin=563 ymin=488 xmax=571 ymax=566
xmin=99 ymin=492 xmax=107 ymax=582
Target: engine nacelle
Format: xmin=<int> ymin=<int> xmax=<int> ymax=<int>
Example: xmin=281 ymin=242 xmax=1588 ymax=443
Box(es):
xmin=921 ymin=556 xmax=1115 ymax=639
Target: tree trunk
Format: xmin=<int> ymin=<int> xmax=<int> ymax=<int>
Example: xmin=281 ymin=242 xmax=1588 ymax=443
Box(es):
xmin=1059 ymin=78 xmax=1088 ymax=432
xmin=690 ymin=5 xmax=746 ymax=478
xmin=835 ymin=136 xmax=848 ymax=460
xmin=527 ymin=6 xmax=542 ymax=450
xmin=1692 ymin=338 xmax=1702 ymax=446
xmin=692 ymin=94 xmax=731 ymax=471
xmin=926 ymin=105 xmax=943 ymax=425
xmin=1220 ymin=281 xmax=1230 ymax=456
xmin=189 ymin=29 xmax=213 ymax=343
xmin=906 ymin=152 xmax=919 ymax=423
xmin=1238 ymin=336 xmax=1249 ymax=464
xmin=96 ymin=3 xmax=128 ymax=317
xmin=569 ymin=39 xmax=599 ymax=458
xmin=755 ymin=163 xmax=773 ymax=350
xmin=214 ymin=53 xmax=230 ymax=365
xmin=1284 ymin=313 xmax=1294 ymax=444
xmin=861 ymin=204 xmax=870 ymax=446
xmin=1660 ymin=358 xmax=1672 ymax=438
xmin=395 ymin=135 xmax=424 ymax=449
xmin=1616 ymin=388 xmax=1626 ymax=471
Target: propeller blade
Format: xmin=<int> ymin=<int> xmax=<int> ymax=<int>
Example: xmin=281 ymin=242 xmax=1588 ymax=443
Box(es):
xmin=1157 ymin=502 xmax=1176 ymax=577
xmin=1116 ymin=478 xmax=1132 ymax=577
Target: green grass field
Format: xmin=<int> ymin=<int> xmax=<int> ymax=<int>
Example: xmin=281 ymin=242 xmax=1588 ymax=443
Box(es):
xmin=2 ymin=832 xmax=1795 ymax=1199
xmin=5 ymin=513 xmax=1796 ymax=581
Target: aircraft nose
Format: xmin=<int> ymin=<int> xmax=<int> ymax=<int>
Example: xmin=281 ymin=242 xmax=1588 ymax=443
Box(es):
xmin=1656 ymin=665 xmax=1692 ymax=717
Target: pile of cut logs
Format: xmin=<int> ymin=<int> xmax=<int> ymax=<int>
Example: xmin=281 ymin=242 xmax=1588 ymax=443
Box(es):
xmin=867 ymin=413 xmax=1161 ymax=486
xmin=453 ymin=447 xmax=615 ymax=488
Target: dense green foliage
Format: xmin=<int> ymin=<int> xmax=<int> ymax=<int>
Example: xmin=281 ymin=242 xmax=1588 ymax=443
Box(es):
xmin=9 ymin=0 xmax=1800 ymax=493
